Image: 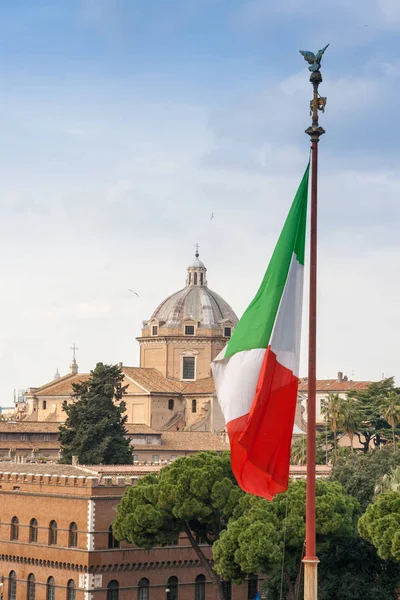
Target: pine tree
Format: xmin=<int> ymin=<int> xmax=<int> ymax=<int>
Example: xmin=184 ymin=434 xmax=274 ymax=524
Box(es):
xmin=59 ymin=363 xmax=133 ymax=465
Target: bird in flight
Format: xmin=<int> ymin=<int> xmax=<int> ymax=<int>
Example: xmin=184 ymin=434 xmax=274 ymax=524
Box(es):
xmin=128 ymin=289 xmax=139 ymax=297
xmin=210 ymin=213 xmax=214 ymax=220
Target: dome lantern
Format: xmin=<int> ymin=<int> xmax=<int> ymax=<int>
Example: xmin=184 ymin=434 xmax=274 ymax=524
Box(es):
xmin=186 ymin=247 xmax=207 ymax=287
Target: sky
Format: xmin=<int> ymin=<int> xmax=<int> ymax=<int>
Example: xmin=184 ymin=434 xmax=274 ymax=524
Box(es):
xmin=1 ymin=0 xmax=400 ymax=403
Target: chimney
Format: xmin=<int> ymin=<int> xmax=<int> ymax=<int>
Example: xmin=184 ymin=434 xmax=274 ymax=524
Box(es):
xmin=337 ymin=371 xmax=343 ymax=382
xmin=72 ymin=455 xmax=79 ymax=466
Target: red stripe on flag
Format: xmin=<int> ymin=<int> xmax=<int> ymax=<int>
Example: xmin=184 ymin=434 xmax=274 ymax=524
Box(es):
xmin=226 ymin=346 xmax=298 ymax=500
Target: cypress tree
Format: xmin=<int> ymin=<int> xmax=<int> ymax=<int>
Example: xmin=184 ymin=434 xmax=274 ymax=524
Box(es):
xmin=59 ymin=363 xmax=133 ymax=465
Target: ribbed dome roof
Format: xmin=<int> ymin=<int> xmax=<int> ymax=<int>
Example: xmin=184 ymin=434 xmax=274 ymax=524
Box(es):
xmin=150 ymin=252 xmax=238 ymax=329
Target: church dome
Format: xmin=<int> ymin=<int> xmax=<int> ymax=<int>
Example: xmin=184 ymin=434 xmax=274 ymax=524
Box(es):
xmin=150 ymin=252 xmax=238 ymax=330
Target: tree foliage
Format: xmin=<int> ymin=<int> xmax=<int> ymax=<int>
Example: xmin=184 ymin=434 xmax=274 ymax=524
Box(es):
xmin=113 ymin=452 xmax=242 ymax=600
xmin=318 ymin=536 xmax=400 ymax=600
xmin=330 ymin=447 xmax=400 ymax=512
xmin=212 ymin=480 xmax=358 ymax=600
xmin=59 ymin=363 xmax=132 ymax=465
xmin=358 ymin=491 xmax=400 ymax=561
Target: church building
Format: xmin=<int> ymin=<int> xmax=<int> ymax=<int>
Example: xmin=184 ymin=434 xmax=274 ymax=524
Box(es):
xmin=21 ymin=252 xmax=238 ymax=436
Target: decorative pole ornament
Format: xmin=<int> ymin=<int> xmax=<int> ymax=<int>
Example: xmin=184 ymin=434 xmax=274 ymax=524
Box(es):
xmin=299 ymin=44 xmax=329 ymax=600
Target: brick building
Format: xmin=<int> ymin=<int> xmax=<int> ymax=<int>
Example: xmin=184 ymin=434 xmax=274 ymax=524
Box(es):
xmin=0 ymin=464 xmax=256 ymax=600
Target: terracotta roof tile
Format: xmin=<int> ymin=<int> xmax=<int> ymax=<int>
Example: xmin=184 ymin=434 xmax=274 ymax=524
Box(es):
xmin=33 ymin=374 xmax=91 ymax=397
xmin=122 ymin=367 xmax=184 ymax=393
xmin=125 ymin=424 xmax=158 ymax=435
xmin=0 ymin=441 xmax=60 ymax=450
xmin=298 ymin=379 xmax=371 ymax=392
xmin=159 ymin=431 xmax=229 ymax=452
xmin=182 ymin=377 xmax=215 ymax=394
xmin=0 ymin=422 xmax=60 ymax=433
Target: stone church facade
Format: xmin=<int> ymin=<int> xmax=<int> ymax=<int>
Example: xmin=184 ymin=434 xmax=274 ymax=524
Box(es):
xmin=20 ymin=252 xmax=238 ymax=436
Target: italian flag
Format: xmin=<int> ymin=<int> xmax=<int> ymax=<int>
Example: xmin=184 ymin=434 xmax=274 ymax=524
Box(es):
xmin=211 ymin=165 xmax=309 ymax=500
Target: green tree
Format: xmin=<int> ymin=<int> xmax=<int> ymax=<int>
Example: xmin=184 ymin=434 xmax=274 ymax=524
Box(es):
xmin=59 ymin=363 xmax=133 ymax=465
xmin=212 ymin=480 xmax=358 ymax=600
xmin=375 ymin=466 xmax=400 ymax=495
xmin=381 ymin=391 xmax=400 ymax=452
xmin=340 ymin=400 xmax=362 ymax=452
xmin=321 ymin=393 xmax=343 ymax=460
xmin=347 ymin=378 xmax=395 ymax=453
xmin=358 ymin=491 xmax=400 ymax=561
xmin=330 ymin=447 xmax=400 ymax=512
xmin=113 ymin=452 xmax=242 ymax=600
xmin=318 ymin=536 xmax=400 ymax=600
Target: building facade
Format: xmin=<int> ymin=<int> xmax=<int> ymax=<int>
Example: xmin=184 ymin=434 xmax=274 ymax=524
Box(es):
xmin=0 ymin=465 xmax=255 ymax=600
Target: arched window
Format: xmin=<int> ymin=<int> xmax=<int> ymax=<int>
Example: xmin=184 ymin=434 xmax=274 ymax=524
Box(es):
xmin=49 ymin=521 xmax=57 ymax=545
xmin=27 ymin=574 xmax=36 ymax=600
xmin=68 ymin=523 xmax=78 ymax=548
xmin=247 ymin=575 xmax=258 ymax=600
xmin=66 ymin=581 xmax=75 ymax=600
xmin=194 ymin=575 xmax=205 ymax=600
xmin=8 ymin=571 xmax=16 ymax=600
xmin=189 ymin=273 xmax=192 ymax=284
xmin=10 ymin=517 xmax=19 ymax=541
xmin=107 ymin=581 xmax=119 ymax=600
xmin=200 ymin=273 xmax=203 ymax=285
xmin=108 ymin=525 xmax=119 ymax=549
xmin=192 ymin=399 xmax=197 ymax=413
xmin=29 ymin=519 xmax=38 ymax=543
xmin=222 ymin=581 xmax=231 ymax=600
xmin=167 ymin=577 xmax=178 ymax=600
xmin=194 ymin=273 xmax=198 ymax=285
xmin=138 ymin=578 xmax=149 ymax=600
xmin=46 ymin=577 xmax=55 ymax=600
xmin=168 ymin=399 xmax=174 ymax=411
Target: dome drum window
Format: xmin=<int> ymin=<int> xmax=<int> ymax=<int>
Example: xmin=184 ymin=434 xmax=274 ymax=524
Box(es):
xmin=224 ymin=327 xmax=232 ymax=338
xmin=152 ymin=326 xmax=158 ymax=336
xmin=184 ymin=325 xmax=195 ymax=336
xmin=182 ymin=357 xmax=195 ymax=381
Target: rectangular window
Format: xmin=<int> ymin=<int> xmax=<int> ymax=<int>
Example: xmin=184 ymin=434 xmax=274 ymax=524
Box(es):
xmin=44 ymin=434 xmax=50 ymax=441
xmin=171 ymin=455 xmax=177 ymax=460
xmin=152 ymin=325 xmax=158 ymax=336
xmin=42 ymin=400 xmax=47 ymax=410
xmin=224 ymin=327 xmax=232 ymax=338
xmin=222 ymin=581 xmax=232 ymax=600
xmin=20 ymin=434 xmax=27 ymax=441
xmin=133 ymin=454 xmax=139 ymax=463
xmin=152 ymin=455 xmax=159 ymax=463
xmin=182 ymin=357 xmax=195 ymax=380
xmin=185 ymin=325 xmax=195 ymax=335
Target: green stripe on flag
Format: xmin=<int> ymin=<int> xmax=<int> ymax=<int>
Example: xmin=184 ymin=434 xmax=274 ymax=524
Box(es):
xmin=225 ymin=163 xmax=309 ymax=359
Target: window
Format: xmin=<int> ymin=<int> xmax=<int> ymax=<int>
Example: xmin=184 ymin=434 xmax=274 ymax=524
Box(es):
xmin=152 ymin=455 xmax=159 ymax=464
xmin=168 ymin=399 xmax=174 ymax=410
xmin=222 ymin=581 xmax=231 ymax=600
xmin=68 ymin=522 xmax=78 ymax=547
xmin=44 ymin=434 xmax=50 ymax=441
xmin=108 ymin=525 xmax=119 ymax=549
xmin=195 ymin=575 xmax=205 ymax=600
xmin=21 ymin=434 xmax=27 ymax=441
xmin=200 ymin=273 xmax=203 ymax=285
xmin=42 ymin=401 xmax=47 ymax=410
xmin=247 ymin=575 xmax=258 ymax=600
xmin=167 ymin=577 xmax=178 ymax=600
xmin=47 ymin=577 xmax=55 ymax=600
xmin=189 ymin=273 xmax=192 ymax=284
xmin=192 ymin=399 xmax=197 ymax=413
xmin=224 ymin=327 xmax=231 ymax=338
xmin=49 ymin=521 xmax=58 ymax=545
xmin=185 ymin=325 xmax=195 ymax=336
xmin=67 ymin=581 xmax=75 ymax=600
xmin=107 ymin=581 xmax=119 ymax=600
xmin=27 ymin=574 xmax=35 ymax=600
xmin=171 ymin=455 xmax=177 ymax=460
xmin=29 ymin=519 xmax=38 ymax=543
xmin=152 ymin=326 xmax=158 ymax=336
xmin=8 ymin=571 xmax=16 ymax=600
xmin=182 ymin=357 xmax=195 ymax=380
xmin=138 ymin=578 xmax=149 ymax=600
xmin=10 ymin=517 xmax=19 ymax=541
xmin=194 ymin=273 xmax=198 ymax=285
xmin=133 ymin=454 xmax=139 ymax=463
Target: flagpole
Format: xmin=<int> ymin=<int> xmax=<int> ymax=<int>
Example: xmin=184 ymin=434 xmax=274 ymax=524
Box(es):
xmin=300 ymin=46 xmax=328 ymax=600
